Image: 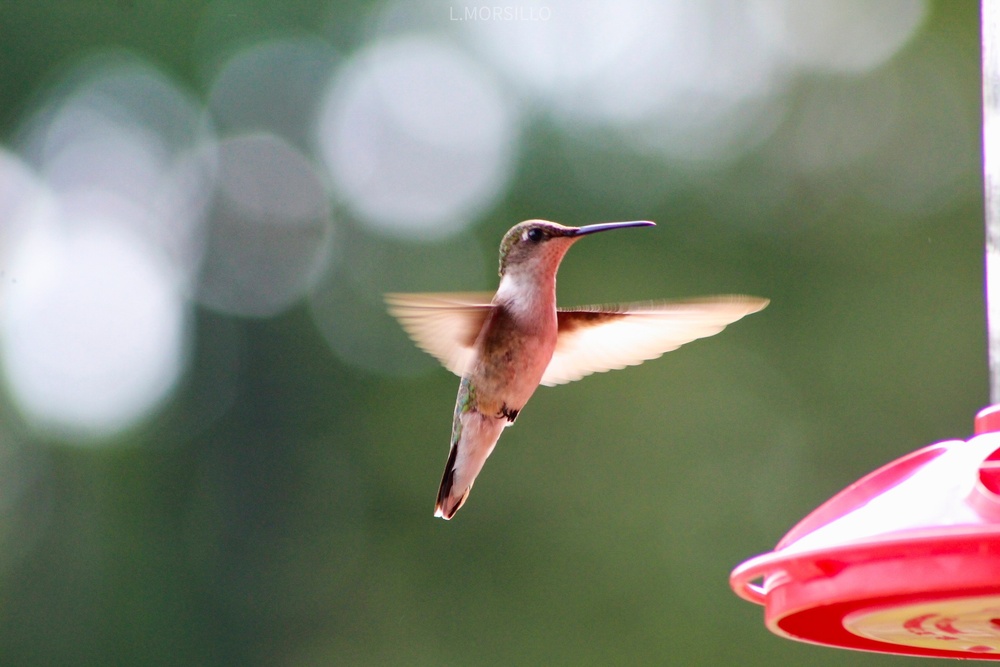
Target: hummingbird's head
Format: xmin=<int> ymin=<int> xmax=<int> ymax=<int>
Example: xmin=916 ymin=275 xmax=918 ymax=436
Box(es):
xmin=497 ymin=220 xmax=578 ymax=277
xmin=497 ymin=219 xmax=655 ymax=277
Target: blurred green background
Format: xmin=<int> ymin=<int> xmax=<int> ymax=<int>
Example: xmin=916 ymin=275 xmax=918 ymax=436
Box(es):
xmin=0 ymin=1 xmax=988 ymax=665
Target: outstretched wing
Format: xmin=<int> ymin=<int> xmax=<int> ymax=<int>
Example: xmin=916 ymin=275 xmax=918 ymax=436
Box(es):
xmin=385 ymin=292 xmax=495 ymax=376
xmin=541 ymin=296 xmax=768 ymax=386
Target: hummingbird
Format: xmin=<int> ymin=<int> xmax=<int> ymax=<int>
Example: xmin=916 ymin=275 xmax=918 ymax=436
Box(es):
xmin=386 ymin=219 xmax=768 ymax=519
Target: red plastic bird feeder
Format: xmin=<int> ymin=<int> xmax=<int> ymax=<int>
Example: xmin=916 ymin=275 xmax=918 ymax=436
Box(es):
xmin=731 ymin=407 xmax=1000 ymax=658
xmin=729 ymin=1 xmax=1000 ymax=658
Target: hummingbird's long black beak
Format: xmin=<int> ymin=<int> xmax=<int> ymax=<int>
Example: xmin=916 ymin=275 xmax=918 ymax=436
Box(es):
xmin=569 ymin=220 xmax=656 ymax=237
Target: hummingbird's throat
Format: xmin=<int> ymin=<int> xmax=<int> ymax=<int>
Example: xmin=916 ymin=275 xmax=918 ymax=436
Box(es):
xmin=493 ymin=268 xmax=558 ymax=321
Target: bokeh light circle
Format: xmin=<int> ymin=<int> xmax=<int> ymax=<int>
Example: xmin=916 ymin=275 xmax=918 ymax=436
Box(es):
xmin=455 ymin=0 xmax=788 ymax=163
xmin=14 ymin=54 xmax=213 ymax=290
xmin=1 ymin=217 xmax=187 ymax=440
xmin=751 ymin=0 xmax=929 ymax=75
xmin=316 ymin=35 xmax=518 ymax=239
xmin=196 ymin=133 xmax=333 ymax=318
xmin=207 ymin=37 xmax=338 ymax=150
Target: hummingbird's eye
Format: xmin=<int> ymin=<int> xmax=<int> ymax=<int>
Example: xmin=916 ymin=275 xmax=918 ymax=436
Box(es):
xmin=525 ymin=227 xmax=545 ymax=243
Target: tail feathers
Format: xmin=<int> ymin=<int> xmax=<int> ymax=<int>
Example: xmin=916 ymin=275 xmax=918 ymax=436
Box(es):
xmin=435 ymin=486 xmax=470 ymax=520
xmin=434 ymin=445 xmax=468 ymax=519
xmin=434 ymin=410 xmax=505 ymax=520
